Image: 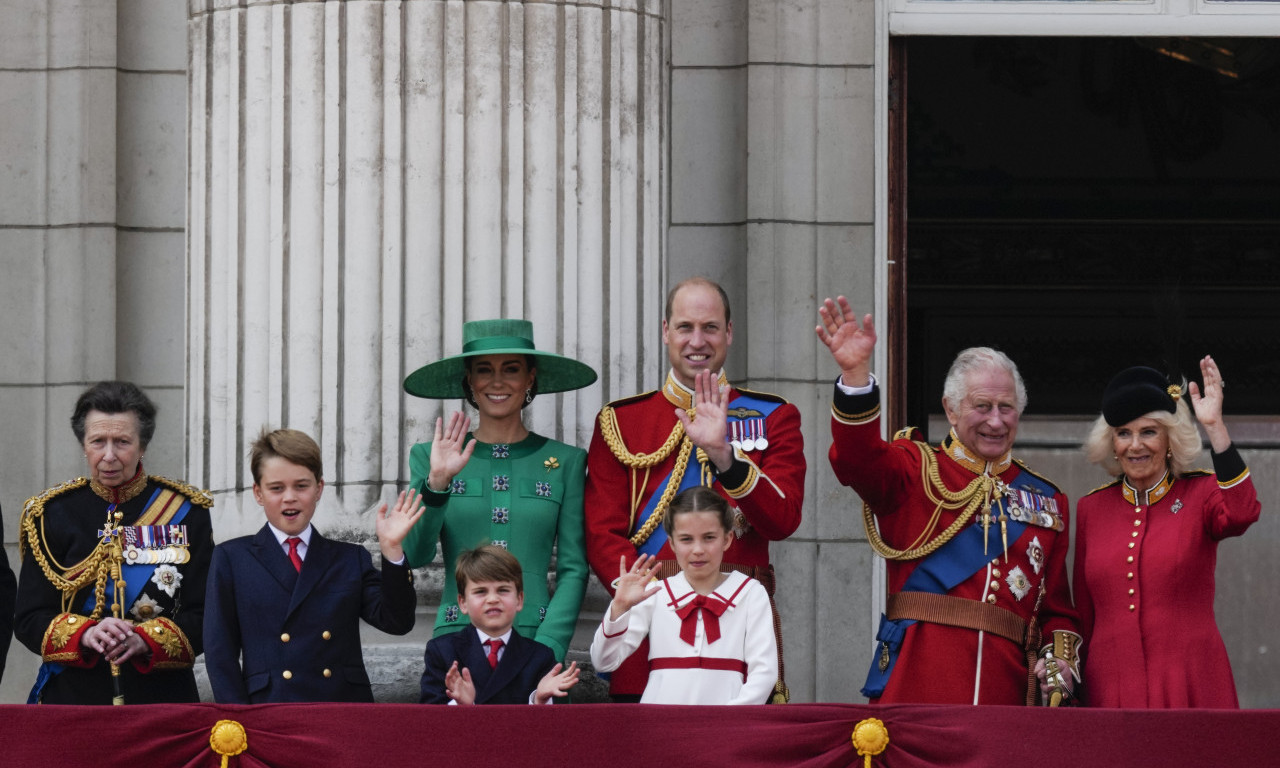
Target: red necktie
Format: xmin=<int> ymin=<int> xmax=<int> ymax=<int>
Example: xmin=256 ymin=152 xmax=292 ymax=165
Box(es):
xmin=286 ymin=537 xmax=303 ymax=572
xmin=675 ymin=594 xmax=729 ymax=647
xmin=484 ymin=638 xmax=504 ymax=669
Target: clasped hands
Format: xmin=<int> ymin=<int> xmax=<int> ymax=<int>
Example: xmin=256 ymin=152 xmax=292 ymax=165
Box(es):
xmin=444 ymin=659 xmax=581 ymax=706
xmin=83 ymin=616 xmax=149 ymax=665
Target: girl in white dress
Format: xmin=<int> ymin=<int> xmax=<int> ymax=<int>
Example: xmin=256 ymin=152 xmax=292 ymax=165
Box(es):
xmin=589 ymin=487 xmax=778 ymax=704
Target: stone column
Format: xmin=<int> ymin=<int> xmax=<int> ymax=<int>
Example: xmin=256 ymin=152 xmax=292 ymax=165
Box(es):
xmin=187 ymin=0 xmax=665 ymax=540
xmin=0 ymin=0 xmax=191 ymax=702
xmin=668 ymin=0 xmax=878 ymax=702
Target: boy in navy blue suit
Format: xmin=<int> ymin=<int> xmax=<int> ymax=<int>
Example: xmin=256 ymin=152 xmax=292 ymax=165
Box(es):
xmin=204 ymin=428 xmax=424 ymax=702
xmin=421 ymin=545 xmax=579 ymax=704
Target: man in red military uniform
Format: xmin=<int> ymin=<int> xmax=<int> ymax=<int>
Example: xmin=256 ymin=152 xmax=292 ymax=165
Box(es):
xmin=585 ymin=278 xmax=806 ymax=701
xmin=817 ymin=295 xmax=1080 ymax=705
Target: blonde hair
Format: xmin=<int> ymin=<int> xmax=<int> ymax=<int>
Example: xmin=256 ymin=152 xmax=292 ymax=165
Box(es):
xmin=1083 ymin=396 xmax=1202 ymax=478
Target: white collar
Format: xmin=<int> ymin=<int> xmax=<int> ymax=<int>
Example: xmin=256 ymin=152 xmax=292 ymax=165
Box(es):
xmin=266 ymin=522 xmax=314 ymax=548
xmin=475 ymin=626 xmax=513 ymax=646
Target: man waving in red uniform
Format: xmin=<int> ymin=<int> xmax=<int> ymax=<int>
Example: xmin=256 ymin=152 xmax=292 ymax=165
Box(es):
xmin=585 ymin=277 xmax=806 ymax=702
xmin=817 ymin=295 xmax=1080 ymax=705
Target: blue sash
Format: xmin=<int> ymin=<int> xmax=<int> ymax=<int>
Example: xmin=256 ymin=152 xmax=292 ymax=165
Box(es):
xmin=861 ymin=465 xmax=1057 ymax=698
xmin=27 ymin=488 xmax=193 ymax=703
xmin=632 ymin=393 xmax=781 ymax=556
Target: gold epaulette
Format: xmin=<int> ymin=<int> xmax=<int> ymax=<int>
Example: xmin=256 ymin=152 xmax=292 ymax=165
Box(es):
xmin=1011 ymin=458 xmax=1064 ymax=495
xmin=149 ymin=475 xmax=214 ymax=508
xmin=20 ymin=478 xmax=90 ymax=560
xmin=732 ymin=386 xmax=790 ymax=405
xmin=603 ymin=389 xmax=661 ymax=410
xmin=1183 ymin=468 xmax=1213 ymax=478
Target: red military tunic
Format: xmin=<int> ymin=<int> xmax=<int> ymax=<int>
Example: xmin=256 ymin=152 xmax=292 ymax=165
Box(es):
xmin=829 ymin=380 xmax=1078 ymax=705
xmin=1073 ymin=445 xmax=1259 ymax=708
xmin=585 ymin=371 xmax=805 ymax=697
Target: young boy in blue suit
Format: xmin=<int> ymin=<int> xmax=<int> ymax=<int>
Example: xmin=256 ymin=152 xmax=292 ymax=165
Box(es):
xmin=421 ymin=545 xmax=579 ymax=704
xmin=204 ymin=428 xmax=424 ymax=703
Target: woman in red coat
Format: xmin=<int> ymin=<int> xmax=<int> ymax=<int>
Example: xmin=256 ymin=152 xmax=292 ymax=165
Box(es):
xmin=1072 ymin=357 xmax=1260 ymax=707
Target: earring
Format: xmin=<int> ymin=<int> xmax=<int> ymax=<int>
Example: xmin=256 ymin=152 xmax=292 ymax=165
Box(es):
xmin=524 ymin=389 xmax=533 ymax=405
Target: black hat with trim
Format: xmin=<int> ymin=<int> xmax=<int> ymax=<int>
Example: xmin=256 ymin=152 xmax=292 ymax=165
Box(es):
xmin=1101 ymin=366 xmax=1179 ymax=427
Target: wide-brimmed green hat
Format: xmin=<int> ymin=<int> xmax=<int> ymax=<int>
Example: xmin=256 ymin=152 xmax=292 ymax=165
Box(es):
xmin=403 ymin=318 xmax=598 ymax=399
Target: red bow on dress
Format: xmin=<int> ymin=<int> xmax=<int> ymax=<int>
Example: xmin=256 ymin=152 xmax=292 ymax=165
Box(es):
xmin=675 ymin=594 xmax=729 ymax=646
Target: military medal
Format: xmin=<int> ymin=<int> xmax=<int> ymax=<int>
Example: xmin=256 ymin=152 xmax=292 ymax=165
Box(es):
xmin=755 ymin=419 xmax=768 ymax=450
xmin=741 ymin=420 xmax=756 ymax=452
xmin=729 ymin=421 xmax=742 ymax=450
xmin=123 ymin=524 xmax=190 ymax=566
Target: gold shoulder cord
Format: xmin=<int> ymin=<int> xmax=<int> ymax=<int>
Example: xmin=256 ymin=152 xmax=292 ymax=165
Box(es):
xmin=21 ymin=479 xmax=116 ymax=617
xmin=598 ymin=405 xmax=698 ymax=547
xmin=862 ymin=441 xmax=996 ymax=561
xmin=150 ymin=475 xmax=214 ymax=508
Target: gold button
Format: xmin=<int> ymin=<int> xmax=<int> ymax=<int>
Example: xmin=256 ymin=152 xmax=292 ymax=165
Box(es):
xmin=67 ymin=616 xmax=78 ymax=624
xmin=1127 ymin=556 xmax=1134 ymax=563
xmin=992 ymin=569 xmax=1002 ymax=578
xmin=281 ymin=633 xmax=290 ymax=643
xmin=1128 ymin=605 xmax=1135 ymax=611
xmin=1127 ymin=572 xmax=1134 ymax=579
xmin=1128 ymin=542 xmax=1135 ymax=549
xmin=322 ymin=631 xmax=332 ymax=640
xmin=283 ymin=670 xmax=293 ymax=680
xmin=986 ymin=595 xmax=997 ymax=604
xmin=990 ymin=581 xmax=1000 ymax=591
xmin=1134 ymin=519 xmax=1142 ymax=526
xmin=1128 ymin=589 xmax=1135 ymax=595
xmin=1131 ymin=531 xmax=1139 ymax=538
xmin=991 ymin=559 xmax=999 ymax=565
xmin=323 ymin=669 xmax=332 ymax=678
xmin=153 ymin=626 xmax=164 ymax=635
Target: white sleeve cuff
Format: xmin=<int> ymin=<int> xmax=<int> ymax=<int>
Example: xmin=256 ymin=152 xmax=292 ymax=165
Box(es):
xmin=836 ymin=372 xmax=877 ymax=396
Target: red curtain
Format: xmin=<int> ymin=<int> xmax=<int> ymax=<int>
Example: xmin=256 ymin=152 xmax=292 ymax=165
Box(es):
xmin=0 ymin=702 xmax=1271 ymax=767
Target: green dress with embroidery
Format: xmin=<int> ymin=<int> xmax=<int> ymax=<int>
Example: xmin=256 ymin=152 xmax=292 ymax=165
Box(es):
xmin=403 ymin=433 xmax=587 ymax=661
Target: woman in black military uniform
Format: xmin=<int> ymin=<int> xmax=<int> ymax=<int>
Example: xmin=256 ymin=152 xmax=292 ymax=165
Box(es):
xmin=15 ymin=381 xmax=213 ymax=704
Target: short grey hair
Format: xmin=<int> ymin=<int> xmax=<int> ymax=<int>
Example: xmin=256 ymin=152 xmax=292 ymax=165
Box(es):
xmin=942 ymin=347 xmax=1028 ymax=414
xmin=1083 ymin=395 xmax=1202 ymax=479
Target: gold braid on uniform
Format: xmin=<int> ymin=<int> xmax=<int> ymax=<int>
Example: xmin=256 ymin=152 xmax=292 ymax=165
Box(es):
xmin=149 ymin=475 xmax=214 ymax=508
xmin=20 ymin=479 xmax=116 ymax=618
xmin=19 ymin=475 xmax=212 ymax=617
xmin=863 ymin=441 xmax=997 ymax=561
xmin=599 ymin=405 xmax=702 ymax=548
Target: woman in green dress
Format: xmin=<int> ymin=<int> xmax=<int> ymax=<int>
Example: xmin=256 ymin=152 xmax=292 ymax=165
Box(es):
xmin=402 ymin=319 xmax=597 ymax=661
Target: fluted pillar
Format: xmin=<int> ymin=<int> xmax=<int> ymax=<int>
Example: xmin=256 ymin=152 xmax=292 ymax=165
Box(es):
xmin=187 ymin=0 xmax=665 ymax=537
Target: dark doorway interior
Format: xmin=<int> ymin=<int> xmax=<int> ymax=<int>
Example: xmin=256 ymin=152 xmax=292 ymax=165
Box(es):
xmin=904 ymin=37 xmax=1280 ymax=429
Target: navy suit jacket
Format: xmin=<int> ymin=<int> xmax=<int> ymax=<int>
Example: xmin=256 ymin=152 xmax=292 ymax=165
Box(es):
xmin=204 ymin=525 xmax=416 ymax=703
xmin=421 ymin=626 xmax=556 ymax=704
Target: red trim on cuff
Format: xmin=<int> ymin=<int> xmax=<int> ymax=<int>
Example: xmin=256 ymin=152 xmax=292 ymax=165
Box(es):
xmin=41 ymin=613 xmax=99 ymax=668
